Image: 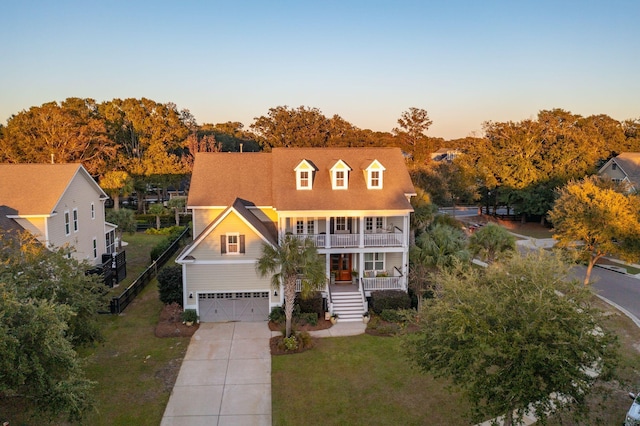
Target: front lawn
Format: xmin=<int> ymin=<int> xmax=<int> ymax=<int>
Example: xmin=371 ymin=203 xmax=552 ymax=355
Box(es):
xmin=272 ymin=334 xmax=467 ymax=425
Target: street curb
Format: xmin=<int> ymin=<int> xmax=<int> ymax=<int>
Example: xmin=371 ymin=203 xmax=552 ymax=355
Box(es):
xmin=595 ymin=294 xmax=640 ymax=329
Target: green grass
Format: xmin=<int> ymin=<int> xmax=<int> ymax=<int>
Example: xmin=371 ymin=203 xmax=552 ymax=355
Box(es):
xmin=106 ymin=232 xmax=166 ymax=297
xmin=273 ymin=296 xmax=640 ymax=426
xmin=1 ymin=232 xmax=189 ymax=425
xmin=79 ymin=281 xmax=190 ymax=426
xmin=272 ymin=334 xmax=467 ymax=425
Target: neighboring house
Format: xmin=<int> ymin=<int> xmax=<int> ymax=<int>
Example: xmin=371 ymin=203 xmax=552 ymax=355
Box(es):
xmin=598 ymin=152 xmax=640 ymax=191
xmin=176 ymin=147 xmax=416 ymax=322
xmin=0 ymin=163 xmax=117 ymax=264
xmin=430 ymin=148 xmax=460 ymax=162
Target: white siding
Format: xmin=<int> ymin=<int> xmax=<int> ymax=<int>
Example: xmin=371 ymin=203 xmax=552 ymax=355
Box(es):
xmin=184 ymin=263 xmax=276 ymax=303
xmin=190 ymin=212 xmax=267 ymax=260
xmin=192 ymin=208 xmax=224 ymax=237
xmin=49 ymin=172 xmax=107 ymax=265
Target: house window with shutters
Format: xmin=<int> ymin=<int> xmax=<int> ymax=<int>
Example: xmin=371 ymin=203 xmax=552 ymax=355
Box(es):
xmin=221 ymin=233 xmax=245 ymax=255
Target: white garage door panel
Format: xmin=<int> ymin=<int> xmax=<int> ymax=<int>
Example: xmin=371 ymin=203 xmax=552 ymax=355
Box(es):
xmin=199 ymin=292 xmax=269 ymax=322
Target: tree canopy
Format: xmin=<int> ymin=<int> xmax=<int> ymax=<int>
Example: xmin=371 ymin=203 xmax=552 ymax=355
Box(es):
xmin=0 ymin=231 xmax=106 ymax=420
xmin=548 ymin=175 xmax=640 ymax=285
xmin=406 ymin=251 xmax=618 ymax=426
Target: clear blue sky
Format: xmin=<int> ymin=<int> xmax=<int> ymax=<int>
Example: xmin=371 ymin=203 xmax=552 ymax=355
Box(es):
xmin=1 ymin=0 xmax=638 ymax=140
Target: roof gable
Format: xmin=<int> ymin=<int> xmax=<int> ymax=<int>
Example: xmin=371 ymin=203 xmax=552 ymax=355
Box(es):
xmin=177 ymin=198 xmax=277 ymax=262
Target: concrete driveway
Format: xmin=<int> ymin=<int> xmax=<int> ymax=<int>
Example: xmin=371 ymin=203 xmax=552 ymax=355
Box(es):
xmin=161 ymin=322 xmax=272 ymax=426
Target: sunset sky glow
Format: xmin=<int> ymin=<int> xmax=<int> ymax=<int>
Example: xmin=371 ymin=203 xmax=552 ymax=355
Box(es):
xmin=1 ymin=0 xmax=639 ymax=139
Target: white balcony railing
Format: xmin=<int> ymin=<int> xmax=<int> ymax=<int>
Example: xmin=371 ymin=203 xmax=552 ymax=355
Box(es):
xmin=362 ymin=276 xmax=404 ymax=291
xmin=291 ymin=231 xmax=403 ymax=248
xmin=363 ymin=232 xmax=403 ymax=247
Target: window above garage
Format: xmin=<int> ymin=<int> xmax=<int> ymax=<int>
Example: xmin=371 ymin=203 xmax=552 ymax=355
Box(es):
xmin=220 ymin=233 xmax=245 ymax=254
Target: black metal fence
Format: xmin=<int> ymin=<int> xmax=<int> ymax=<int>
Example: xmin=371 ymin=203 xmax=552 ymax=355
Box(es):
xmin=107 ymin=227 xmax=190 ymax=314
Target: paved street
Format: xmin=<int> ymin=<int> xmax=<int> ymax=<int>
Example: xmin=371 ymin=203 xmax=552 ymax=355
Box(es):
xmin=574 ymin=265 xmax=640 ymax=326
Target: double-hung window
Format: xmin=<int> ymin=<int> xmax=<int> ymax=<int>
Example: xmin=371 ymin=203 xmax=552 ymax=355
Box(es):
xmin=364 ymin=253 xmax=384 ymax=271
xmin=73 ymin=208 xmax=79 ymax=232
xmin=64 ymin=211 xmax=70 ymax=235
xmin=221 ymin=233 xmax=245 ymax=254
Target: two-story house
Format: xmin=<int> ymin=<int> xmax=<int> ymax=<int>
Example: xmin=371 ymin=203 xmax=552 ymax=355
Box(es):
xmin=598 ymin=152 xmax=640 ymax=191
xmin=0 ymin=163 xmax=117 ymax=264
xmin=176 ymin=148 xmax=416 ymax=322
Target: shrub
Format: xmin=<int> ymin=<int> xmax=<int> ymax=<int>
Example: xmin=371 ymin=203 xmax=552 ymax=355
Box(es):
xmin=150 ymin=238 xmax=172 ymax=261
xmin=370 ymin=290 xmax=411 ymax=314
xmin=145 ymin=225 xmax=185 ymax=236
xmin=181 ymin=309 xmax=198 ymax=323
xmin=282 ymin=335 xmax=299 ymax=351
xmin=295 ymin=291 xmax=324 ymax=315
xmin=157 ymin=265 xmax=183 ymax=306
xmin=298 ymin=312 xmax=318 ymax=326
xmin=296 ymin=331 xmax=313 ymax=349
xmin=149 ymin=227 xmax=185 ymax=262
xmin=269 ymin=306 xmax=285 ymax=323
xmin=380 ymin=309 xmax=403 ymax=323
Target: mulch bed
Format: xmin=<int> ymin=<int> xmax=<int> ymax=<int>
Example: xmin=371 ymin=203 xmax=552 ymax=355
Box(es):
xmin=155 ymin=303 xmax=199 ymax=338
xmin=269 ymin=317 xmax=333 ymax=355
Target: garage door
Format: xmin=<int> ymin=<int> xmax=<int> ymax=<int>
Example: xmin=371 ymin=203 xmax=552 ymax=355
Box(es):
xmin=198 ymin=292 xmax=270 ymax=322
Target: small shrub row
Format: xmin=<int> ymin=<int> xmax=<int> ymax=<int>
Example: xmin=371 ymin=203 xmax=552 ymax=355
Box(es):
xmin=150 ymin=226 xmax=186 ymax=261
xmin=369 ymin=290 xmax=411 ymax=314
xmin=157 ymin=265 xmax=183 ymax=306
xmin=145 ymin=225 xmax=184 ymax=236
xmin=295 ymin=291 xmax=324 ymax=316
xmin=269 ymin=306 xmax=318 ymax=326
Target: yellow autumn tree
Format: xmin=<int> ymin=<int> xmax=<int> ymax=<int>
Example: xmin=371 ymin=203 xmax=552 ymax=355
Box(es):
xmin=549 ymin=176 xmax=640 ymax=285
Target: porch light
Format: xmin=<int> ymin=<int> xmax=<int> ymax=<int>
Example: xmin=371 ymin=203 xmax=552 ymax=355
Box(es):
xmin=274 ymin=290 xmax=278 ymax=296
xmin=189 ymin=292 xmax=193 ymax=299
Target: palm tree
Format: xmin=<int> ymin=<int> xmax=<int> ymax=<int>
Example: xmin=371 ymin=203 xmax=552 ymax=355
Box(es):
xmin=256 ymin=235 xmax=326 ymax=338
xmin=468 ymin=222 xmax=516 ymax=263
xmin=410 ymin=223 xmax=470 ymax=309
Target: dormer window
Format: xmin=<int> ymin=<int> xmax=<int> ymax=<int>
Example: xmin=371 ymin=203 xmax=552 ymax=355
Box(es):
xmin=295 ymin=159 xmax=316 ymax=190
xmin=366 ymin=160 xmax=386 ymax=189
xmin=330 ymin=160 xmax=351 ymax=190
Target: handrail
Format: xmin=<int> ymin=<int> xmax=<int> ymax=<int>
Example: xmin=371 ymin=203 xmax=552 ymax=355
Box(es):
xmin=393 ymin=225 xmax=402 ymax=233
xmin=359 ymin=277 xmax=368 ymax=313
xmin=326 ymin=276 xmax=333 ymax=313
xmin=394 ymin=266 xmax=403 ymax=277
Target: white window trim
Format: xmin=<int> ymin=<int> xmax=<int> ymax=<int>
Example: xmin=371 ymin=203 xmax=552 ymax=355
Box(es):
xmin=226 ymin=233 xmax=240 ymax=255
xmin=293 ymin=218 xmax=316 ymax=235
xmin=64 ymin=210 xmax=70 ymax=236
xmin=297 ymin=170 xmax=312 ymax=190
xmin=364 ymin=252 xmax=385 ymax=272
xmin=333 ymin=170 xmax=347 ymax=189
xmin=330 ymin=160 xmax=351 ymax=190
xmin=366 ymin=160 xmax=386 ymax=189
xmin=73 ymin=208 xmax=79 ymax=233
xmin=295 ymin=160 xmax=315 ymax=190
xmin=365 ymin=217 xmax=386 ymax=233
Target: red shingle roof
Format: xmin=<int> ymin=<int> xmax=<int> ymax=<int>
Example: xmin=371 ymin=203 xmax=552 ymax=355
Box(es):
xmin=0 ymin=163 xmax=86 ymax=215
xmin=188 ymin=148 xmax=415 ymax=212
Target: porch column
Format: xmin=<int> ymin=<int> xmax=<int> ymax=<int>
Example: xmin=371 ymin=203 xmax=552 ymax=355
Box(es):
xmin=359 ymin=216 xmax=365 ymax=248
xmin=325 ymin=254 xmax=331 ymax=289
xmin=402 ymin=248 xmax=408 ymax=291
xmin=403 ymin=215 xmax=410 ymax=247
xmin=325 ymin=215 xmax=331 ymax=248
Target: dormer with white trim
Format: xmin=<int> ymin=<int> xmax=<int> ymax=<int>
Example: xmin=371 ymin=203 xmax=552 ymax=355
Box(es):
xmin=365 ymin=160 xmax=385 ymax=189
xmin=330 ymin=160 xmax=351 ymax=190
xmin=294 ymin=159 xmax=316 ymax=190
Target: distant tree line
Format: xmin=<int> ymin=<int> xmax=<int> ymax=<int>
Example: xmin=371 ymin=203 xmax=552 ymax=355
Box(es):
xmin=2 ymin=99 xmax=639 ymax=220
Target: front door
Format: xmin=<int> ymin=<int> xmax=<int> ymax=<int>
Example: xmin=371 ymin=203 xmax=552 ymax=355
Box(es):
xmin=331 ymin=254 xmax=352 ymax=281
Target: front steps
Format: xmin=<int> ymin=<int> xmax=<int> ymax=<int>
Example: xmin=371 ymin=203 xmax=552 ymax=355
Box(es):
xmin=331 ymin=291 xmax=365 ymax=322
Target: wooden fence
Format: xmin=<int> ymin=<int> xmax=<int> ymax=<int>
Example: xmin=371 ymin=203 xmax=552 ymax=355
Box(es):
xmin=106 ymin=227 xmax=190 ymax=314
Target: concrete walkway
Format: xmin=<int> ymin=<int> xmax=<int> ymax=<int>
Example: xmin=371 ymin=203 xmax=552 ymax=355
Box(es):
xmin=161 ymin=322 xmax=272 ymax=426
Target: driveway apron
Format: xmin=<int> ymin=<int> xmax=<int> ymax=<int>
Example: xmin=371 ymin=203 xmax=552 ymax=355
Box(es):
xmin=161 ymin=322 xmax=272 ymax=426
